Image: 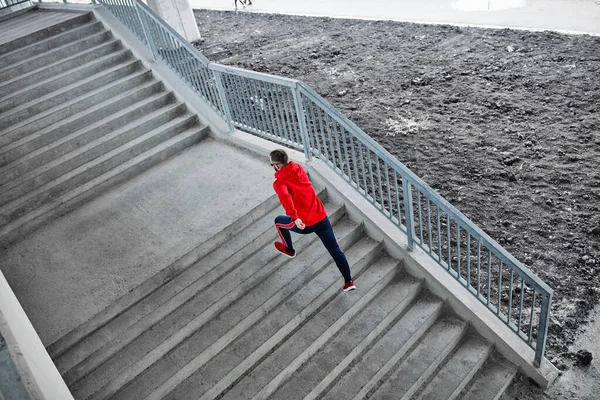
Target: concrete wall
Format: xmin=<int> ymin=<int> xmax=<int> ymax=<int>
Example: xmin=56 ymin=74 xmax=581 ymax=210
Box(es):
xmin=0 ymin=272 xmax=74 ymax=400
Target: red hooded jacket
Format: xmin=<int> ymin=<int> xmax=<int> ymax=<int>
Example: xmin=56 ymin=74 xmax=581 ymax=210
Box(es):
xmin=273 ymin=162 xmax=327 ymax=226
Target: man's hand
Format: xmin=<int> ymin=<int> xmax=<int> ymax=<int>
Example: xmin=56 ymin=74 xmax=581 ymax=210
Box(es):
xmin=295 ymin=218 xmax=306 ymax=230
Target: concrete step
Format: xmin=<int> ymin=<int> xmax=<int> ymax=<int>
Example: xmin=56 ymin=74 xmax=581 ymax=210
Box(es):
xmin=0 ymin=82 xmax=170 ymax=166
xmin=0 ymin=85 xmax=177 ymax=188
xmin=0 ymin=30 xmax=114 ymax=83
xmin=323 ymin=296 xmax=444 ymax=399
xmin=0 ymin=13 xmax=93 ymax=56
xmin=265 ymin=274 xmax=424 ymax=400
xmin=0 ymin=68 xmax=152 ymax=141
xmin=46 ymin=192 xmax=284 ymax=360
xmin=0 ymin=111 xmax=196 ymax=206
xmin=189 ymin=237 xmax=385 ymax=400
xmin=71 ymin=206 xmax=350 ymax=400
xmin=460 ymin=351 xmax=517 ymax=400
xmin=0 ymin=20 xmax=104 ymax=67
xmin=56 ymin=192 xmax=295 ymax=376
xmin=366 ymin=318 xmax=468 ymax=400
xmin=219 ymin=256 xmax=402 ymax=400
xmin=0 ymin=126 xmax=209 ymax=246
xmin=0 ymin=39 xmax=122 ymax=98
xmin=0 ymin=106 xmax=200 ymax=226
xmin=415 ymin=335 xmax=491 ymax=400
xmin=0 ymin=48 xmax=133 ymax=113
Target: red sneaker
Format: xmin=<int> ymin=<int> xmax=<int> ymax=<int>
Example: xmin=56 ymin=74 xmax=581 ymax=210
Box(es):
xmin=343 ymin=281 xmax=356 ymax=292
xmin=274 ymin=241 xmax=296 ymax=259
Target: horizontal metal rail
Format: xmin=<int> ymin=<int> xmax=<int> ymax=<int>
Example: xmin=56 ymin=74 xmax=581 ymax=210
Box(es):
xmin=0 ymin=0 xmax=31 ymax=9
xmin=96 ymin=0 xmax=552 ymax=365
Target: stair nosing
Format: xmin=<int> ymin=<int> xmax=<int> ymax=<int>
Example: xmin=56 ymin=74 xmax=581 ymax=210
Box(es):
xmin=0 ymin=68 xmax=152 ymax=138
xmin=0 ymin=37 xmax=121 ymax=89
xmin=0 ymin=110 xmax=194 ymax=201
xmin=0 ymin=78 xmax=166 ymax=157
xmin=0 ymin=97 xmax=186 ymax=217
xmin=0 ymin=30 xmax=113 ymax=77
xmin=248 ymin=258 xmax=402 ymax=400
xmin=1 ymin=47 xmax=132 ymax=101
xmin=0 ymin=20 xmax=105 ymax=61
xmin=0 ymin=83 xmax=176 ymax=186
xmin=0 ymin=127 xmax=209 ymax=240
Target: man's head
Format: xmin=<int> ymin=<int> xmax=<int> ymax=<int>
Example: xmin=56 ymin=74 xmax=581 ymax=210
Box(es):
xmin=270 ymin=149 xmax=289 ymax=171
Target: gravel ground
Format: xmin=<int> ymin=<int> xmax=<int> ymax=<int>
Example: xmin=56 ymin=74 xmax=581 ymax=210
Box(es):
xmin=192 ymin=9 xmax=600 ymax=399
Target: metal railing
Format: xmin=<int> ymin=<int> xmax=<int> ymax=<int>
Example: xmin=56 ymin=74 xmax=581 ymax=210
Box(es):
xmin=98 ymin=0 xmax=552 ymax=365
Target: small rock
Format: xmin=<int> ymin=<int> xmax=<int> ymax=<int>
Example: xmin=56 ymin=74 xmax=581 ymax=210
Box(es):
xmin=575 ymin=350 xmax=593 ymax=366
xmin=504 ymin=156 xmax=521 ymax=166
xmin=337 ymin=90 xmax=348 ymax=97
xmin=546 ymin=198 xmax=553 ymax=205
xmin=590 ymin=227 xmax=600 ymax=235
xmin=507 ymin=45 xmax=515 ymax=52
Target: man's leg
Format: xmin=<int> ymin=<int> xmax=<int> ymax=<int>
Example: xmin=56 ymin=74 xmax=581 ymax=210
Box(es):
xmin=274 ymin=215 xmax=301 ymax=257
xmin=314 ymin=218 xmax=353 ymax=284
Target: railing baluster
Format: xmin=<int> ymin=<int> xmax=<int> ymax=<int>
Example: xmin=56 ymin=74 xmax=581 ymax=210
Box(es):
xmin=446 ymin=215 xmax=451 ymax=270
xmin=529 ymin=288 xmax=537 ymax=343
xmin=417 ymin=190 xmax=423 ymax=243
xmin=477 ymin=241 xmax=481 ymax=297
xmin=436 ymin=206 xmax=442 ymax=261
xmin=466 ymin=233 xmax=471 ymax=290
xmin=518 ymin=278 xmax=525 ymax=332
xmin=358 ymin=143 xmax=368 ymax=196
xmin=426 ymin=198 xmax=432 ymax=255
xmin=508 ymin=269 xmax=514 ymax=325
xmin=498 ymin=261 xmax=503 ymax=315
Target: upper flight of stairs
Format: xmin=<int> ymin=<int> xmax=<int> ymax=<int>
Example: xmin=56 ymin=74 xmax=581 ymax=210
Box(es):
xmin=48 ymin=193 xmax=518 ymax=400
xmin=0 ymin=11 xmax=209 ymax=246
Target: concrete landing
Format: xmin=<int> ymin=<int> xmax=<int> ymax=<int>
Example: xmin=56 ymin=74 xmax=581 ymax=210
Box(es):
xmin=0 ymin=139 xmax=273 ymax=346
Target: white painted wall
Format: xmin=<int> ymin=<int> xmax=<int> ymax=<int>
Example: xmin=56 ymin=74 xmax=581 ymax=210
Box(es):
xmin=148 ymin=0 xmax=200 ymax=42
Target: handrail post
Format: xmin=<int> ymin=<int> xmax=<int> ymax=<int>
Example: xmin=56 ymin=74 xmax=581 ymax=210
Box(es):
xmin=133 ymin=0 xmax=157 ymax=62
xmin=212 ymin=68 xmax=234 ymax=132
xmin=292 ymin=84 xmax=312 ymax=162
xmin=534 ymin=292 xmax=552 ymax=367
xmin=402 ymin=179 xmax=415 ymax=251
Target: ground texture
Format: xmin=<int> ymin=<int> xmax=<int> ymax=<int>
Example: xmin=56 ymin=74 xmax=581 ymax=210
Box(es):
xmin=193 ymin=9 xmax=600 ymax=398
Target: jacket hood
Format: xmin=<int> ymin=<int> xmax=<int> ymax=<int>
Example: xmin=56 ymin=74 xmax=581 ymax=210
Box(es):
xmin=274 ymin=162 xmax=303 ymax=182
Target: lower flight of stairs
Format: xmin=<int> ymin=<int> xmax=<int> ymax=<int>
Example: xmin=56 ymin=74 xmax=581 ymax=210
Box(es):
xmin=48 ymin=193 xmax=518 ymax=400
xmin=0 ymin=11 xmax=209 ymax=246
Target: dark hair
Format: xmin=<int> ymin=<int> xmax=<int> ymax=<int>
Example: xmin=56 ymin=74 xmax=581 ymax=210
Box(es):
xmin=270 ymin=149 xmax=289 ymax=165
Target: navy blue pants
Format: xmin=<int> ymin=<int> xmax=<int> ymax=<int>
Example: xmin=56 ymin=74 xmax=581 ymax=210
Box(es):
xmin=275 ymin=215 xmax=352 ymax=283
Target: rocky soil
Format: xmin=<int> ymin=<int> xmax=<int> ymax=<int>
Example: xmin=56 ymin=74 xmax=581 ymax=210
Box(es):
xmin=192 ymin=9 xmax=600 ymax=398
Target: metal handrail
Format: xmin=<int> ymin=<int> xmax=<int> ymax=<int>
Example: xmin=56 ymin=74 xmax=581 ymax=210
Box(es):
xmin=98 ymin=0 xmax=552 ymax=365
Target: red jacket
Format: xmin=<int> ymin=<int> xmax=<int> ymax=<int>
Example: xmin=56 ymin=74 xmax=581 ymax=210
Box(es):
xmin=273 ymin=162 xmax=327 ymax=226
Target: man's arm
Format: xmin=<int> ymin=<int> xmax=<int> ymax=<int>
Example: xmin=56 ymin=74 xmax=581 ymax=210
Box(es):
xmin=274 ymin=181 xmax=299 ymax=221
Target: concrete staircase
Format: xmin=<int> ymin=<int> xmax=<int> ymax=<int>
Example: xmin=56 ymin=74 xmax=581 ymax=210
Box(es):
xmin=47 ymin=192 xmax=518 ymax=400
xmin=0 ymin=11 xmax=209 ymax=246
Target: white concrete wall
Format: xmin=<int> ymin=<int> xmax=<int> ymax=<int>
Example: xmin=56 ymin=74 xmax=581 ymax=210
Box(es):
xmin=147 ymin=0 xmax=200 ymax=42
xmin=0 ymin=272 xmax=74 ymax=400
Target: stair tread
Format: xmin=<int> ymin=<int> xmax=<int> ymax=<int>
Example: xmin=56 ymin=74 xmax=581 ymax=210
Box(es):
xmin=0 ymin=58 xmax=143 ymax=139
xmin=269 ymin=274 xmax=422 ymax=400
xmin=0 ymin=98 xmax=190 ymax=218
xmin=0 ymin=37 xmax=119 ymax=91
xmin=0 ymin=126 xmax=208 ymax=240
xmin=0 ymin=81 xmax=166 ymax=158
xmin=72 ymin=205 xmax=351 ymax=400
xmin=416 ymin=335 xmax=491 ymax=400
xmin=0 ymin=47 xmax=131 ymax=105
xmin=325 ymin=296 xmax=444 ymax=399
xmin=366 ymin=317 xmax=467 ymax=400
xmin=0 ymin=30 xmax=112 ymax=78
xmin=0 ymin=20 xmax=104 ymax=64
xmin=460 ymin=352 xmax=518 ymax=400
xmin=218 ymin=256 xmax=401 ymax=400
xmin=0 ymin=97 xmax=186 ymax=196
xmin=183 ymin=236 xmax=383 ymax=400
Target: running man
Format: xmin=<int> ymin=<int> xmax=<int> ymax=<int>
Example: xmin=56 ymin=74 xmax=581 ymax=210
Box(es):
xmin=270 ymin=149 xmax=356 ymax=292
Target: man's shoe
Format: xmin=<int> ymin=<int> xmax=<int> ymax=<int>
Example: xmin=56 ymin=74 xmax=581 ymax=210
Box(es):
xmin=343 ymin=281 xmax=356 ymax=292
xmin=274 ymin=241 xmax=296 ymax=258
